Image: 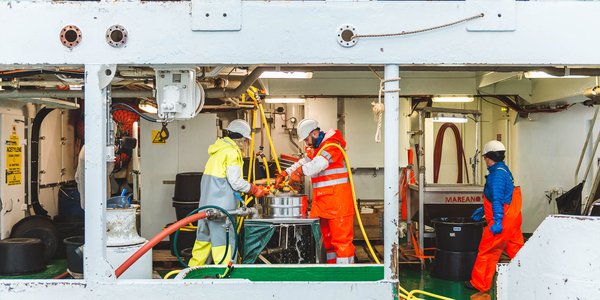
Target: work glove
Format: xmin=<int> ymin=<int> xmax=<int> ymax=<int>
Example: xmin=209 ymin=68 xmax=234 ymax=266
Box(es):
xmin=248 ymin=184 xmax=269 ymax=198
xmin=471 ymin=207 xmax=484 ymax=221
xmin=490 ymin=222 xmax=503 ymax=235
xmin=289 ymin=168 xmax=304 ymax=185
xmin=275 ymin=171 xmax=288 ymax=187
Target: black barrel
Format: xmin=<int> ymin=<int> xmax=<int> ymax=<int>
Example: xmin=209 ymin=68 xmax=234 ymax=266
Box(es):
xmin=431 ymin=217 xmax=485 ymax=252
xmin=430 ymin=217 xmax=485 ymax=281
xmin=431 ymin=249 xmax=478 ymax=281
xmin=173 ymin=172 xmax=203 ymax=203
xmin=0 ymin=238 xmax=45 ymax=275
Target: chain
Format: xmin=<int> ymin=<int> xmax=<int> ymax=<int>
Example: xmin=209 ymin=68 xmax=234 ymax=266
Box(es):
xmin=352 ymin=13 xmax=484 ymax=40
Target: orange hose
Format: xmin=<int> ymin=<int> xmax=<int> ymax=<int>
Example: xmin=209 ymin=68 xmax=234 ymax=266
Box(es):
xmin=115 ymin=211 xmax=208 ymax=278
xmin=54 ymin=271 xmax=69 ymax=279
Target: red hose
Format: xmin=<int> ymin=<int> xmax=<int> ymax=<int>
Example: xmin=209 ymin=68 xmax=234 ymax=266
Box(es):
xmin=115 ymin=211 xmax=208 ymax=278
xmin=54 ymin=271 xmax=69 ymax=279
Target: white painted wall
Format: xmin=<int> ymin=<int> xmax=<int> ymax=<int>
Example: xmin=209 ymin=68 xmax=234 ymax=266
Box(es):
xmin=512 ymin=104 xmax=597 ymax=232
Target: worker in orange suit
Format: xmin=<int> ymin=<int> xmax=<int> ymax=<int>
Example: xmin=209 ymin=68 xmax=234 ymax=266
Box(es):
xmin=466 ymin=140 xmax=524 ymax=293
xmin=275 ymin=119 xmax=355 ymax=264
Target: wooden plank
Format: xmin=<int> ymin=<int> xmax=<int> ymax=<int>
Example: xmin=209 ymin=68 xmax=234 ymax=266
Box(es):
xmin=153 ymin=249 xmax=179 ymax=262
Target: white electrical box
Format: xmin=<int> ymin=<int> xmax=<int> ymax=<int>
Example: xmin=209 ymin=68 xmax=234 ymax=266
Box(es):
xmin=154 ymin=68 xmax=205 ymax=120
xmin=0 ymin=113 xmax=26 ymax=238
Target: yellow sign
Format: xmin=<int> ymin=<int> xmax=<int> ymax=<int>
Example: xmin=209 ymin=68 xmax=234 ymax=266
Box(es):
xmin=152 ymin=129 xmax=167 ymax=144
xmin=6 ymin=126 xmax=22 ymax=186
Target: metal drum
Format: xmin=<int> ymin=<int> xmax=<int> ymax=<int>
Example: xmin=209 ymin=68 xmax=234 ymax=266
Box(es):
xmin=261 ymin=193 xmax=308 ymax=218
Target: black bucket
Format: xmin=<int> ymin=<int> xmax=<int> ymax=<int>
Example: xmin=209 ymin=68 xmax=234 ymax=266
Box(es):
xmin=53 ymin=215 xmax=84 ymax=259
xmin=431 ymin=249 xmax=478 ymax=281
xmin=64 ymin=236 xmax=84 ymax=274
xmin=431 ymin=217 xmax=485 ymax=252
xmin=173 ymin=172 xmax=202 ymax=203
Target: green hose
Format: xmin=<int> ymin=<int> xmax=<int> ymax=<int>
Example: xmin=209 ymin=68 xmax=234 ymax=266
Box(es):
xmin=173 ymin=205 xmax=239 ymax=268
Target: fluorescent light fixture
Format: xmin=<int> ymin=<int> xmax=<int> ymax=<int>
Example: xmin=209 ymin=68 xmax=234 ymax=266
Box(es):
xmin=523 ymin=71 xmax=589 ymax=79
xmin=138 ymin=100 xmax=158 ymax=114
xmin=259 ymin=71 xmax=313 ymax=79
xmin=432 ymin=96 xmax=474 ymax=103
xmin=432 ymin=114 xmax=468 ymax=123
xmin=265 ymin=97 xmax=305 ymax=104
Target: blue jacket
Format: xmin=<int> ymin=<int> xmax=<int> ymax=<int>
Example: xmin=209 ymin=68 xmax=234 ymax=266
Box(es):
xmin=484 ymin=161 xmax=514 ymax=225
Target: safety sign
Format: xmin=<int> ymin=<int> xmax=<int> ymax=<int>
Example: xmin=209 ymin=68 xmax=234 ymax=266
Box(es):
xmin=5 ymin=125 xmax=22 ymax=185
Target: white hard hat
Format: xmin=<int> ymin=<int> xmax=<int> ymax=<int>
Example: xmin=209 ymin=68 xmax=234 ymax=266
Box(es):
xmin=483 ymin=140 xmax=506 ymax=156
xmin=227 ymin=119 xmax=252 ymax=139
xmin=297 ymin=118 xmax=319 ymax=141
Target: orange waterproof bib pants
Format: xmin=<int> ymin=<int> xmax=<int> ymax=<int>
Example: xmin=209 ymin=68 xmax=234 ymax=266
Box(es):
xmin=470 ymin=186 xmax=524 ymax=292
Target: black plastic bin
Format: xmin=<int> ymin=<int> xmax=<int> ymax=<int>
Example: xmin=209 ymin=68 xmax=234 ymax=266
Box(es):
xmin=431 ymin=217 xmax=485 ymax=252
xmin=431 ymin=249 xmax=478 ymax=281
xmin=173 ymin=172 xmax=203 ymax=203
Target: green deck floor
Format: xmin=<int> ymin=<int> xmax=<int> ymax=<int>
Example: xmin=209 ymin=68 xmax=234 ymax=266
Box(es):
xmin=0 ymin=259 xmax=67 ymax=279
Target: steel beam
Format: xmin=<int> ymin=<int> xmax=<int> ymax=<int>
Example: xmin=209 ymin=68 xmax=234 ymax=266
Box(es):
xmin=1 ymin=2 xmax=600 ymax=65
xmin=383 ymin=65 xmax=400 ymax=280
xmin=83 ymin=64 xmax=114 ymax=282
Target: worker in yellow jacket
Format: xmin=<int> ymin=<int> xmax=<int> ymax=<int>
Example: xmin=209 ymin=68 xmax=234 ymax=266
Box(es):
xmin=189 ymin=119 xmax=268 ymax=266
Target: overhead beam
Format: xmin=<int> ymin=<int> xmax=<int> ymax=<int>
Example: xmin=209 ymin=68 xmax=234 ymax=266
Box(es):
xmin=2 ymin=2 xmax=600 ymax=65
xmin=477 ymin=72 xmax=520 ymax=88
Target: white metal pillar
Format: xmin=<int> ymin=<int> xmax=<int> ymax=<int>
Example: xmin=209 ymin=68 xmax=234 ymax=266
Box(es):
xmin=383 ymin=65 xmax=400 ymax=280
xmin=83 ymin=64 xmax=114 ymax=281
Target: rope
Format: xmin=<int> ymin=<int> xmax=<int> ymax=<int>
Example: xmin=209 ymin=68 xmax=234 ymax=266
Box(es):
xmin=372 ymin=77 xmax=401 ymax=143
xmin=353 ymin=13 xmax=484 ymax=40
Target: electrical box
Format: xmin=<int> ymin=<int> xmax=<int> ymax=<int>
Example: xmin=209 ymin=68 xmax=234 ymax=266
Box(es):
xmin=0 ymin=113 xmax=26 ymax=238
xmin=154 ymin=68 xmax=205 ymax=120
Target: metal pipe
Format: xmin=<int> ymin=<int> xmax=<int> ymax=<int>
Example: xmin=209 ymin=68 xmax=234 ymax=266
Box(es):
xmin=0 ymin=89 xmax=153 ymax=99
xmin=204 ymin=67 xmax=267 ymax=99
xmin=383 ymin=65 xmax=399 ymax=280
xmin=576 ymin=106 xmax=600 ymax=184
xmin=417 ymin=110 xmax=425 ymax=270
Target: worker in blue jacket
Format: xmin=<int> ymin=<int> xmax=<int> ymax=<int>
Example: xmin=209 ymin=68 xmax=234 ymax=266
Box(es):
xmin=467 ymin=140 xmax=524 ymax=293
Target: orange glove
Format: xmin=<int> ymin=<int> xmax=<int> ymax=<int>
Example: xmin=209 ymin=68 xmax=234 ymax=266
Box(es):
xmin=248 ymin=184 xmax=269 ymax=198
xmin=275 ymin=171 xmax=288 ymax=187
xmin=289 ymin=168 xmax=303 ymax=185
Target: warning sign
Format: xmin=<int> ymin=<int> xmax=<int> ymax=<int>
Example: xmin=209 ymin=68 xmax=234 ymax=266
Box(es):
xmin=152 ymin=130 xmax=167 ymax=144
xmin=5 ymin=125 xmax=22 ymax=185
